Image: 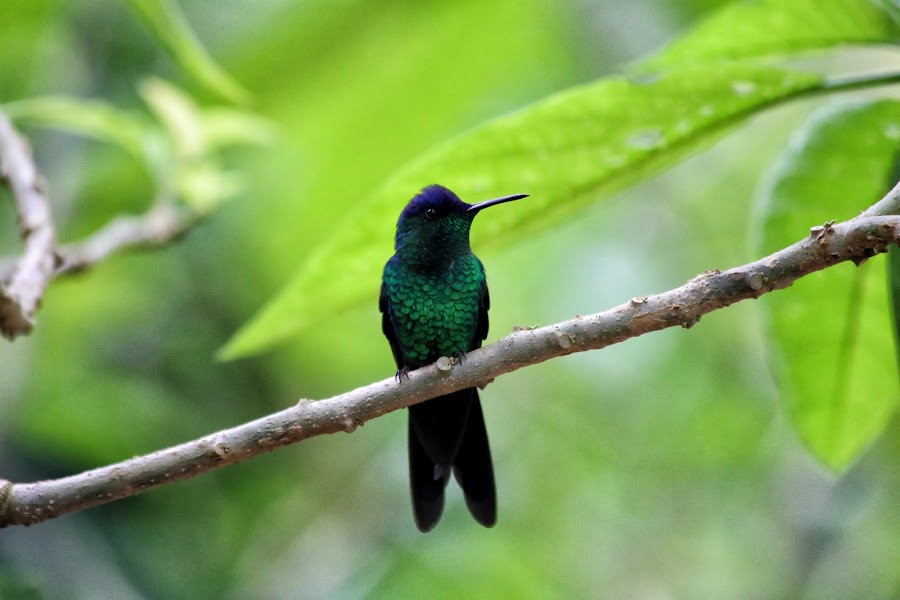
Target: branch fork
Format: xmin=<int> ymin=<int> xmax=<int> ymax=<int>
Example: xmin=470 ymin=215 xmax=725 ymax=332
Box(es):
xmin=0 ymin=115 xmax=59 ymax=338
xmin=0 ymin=114 xmax=195 ymax=337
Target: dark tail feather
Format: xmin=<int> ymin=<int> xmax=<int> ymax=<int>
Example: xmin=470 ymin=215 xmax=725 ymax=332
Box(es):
xmin=408 ymin=391 xmax=472 ymax=465
xmin=408 ymin=391 xmax=472 ymax=532
xmin=408 ymin=417 xmax=450 ymax=532
xmin=407 ymin=389 xmax=496 ymax=531
xmin=452 ymin=392 xmax=497 ymax=528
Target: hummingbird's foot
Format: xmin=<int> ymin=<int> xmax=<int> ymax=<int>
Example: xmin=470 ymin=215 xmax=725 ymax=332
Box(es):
xmin=453 ymin=351 xmax=467 ymax=365
xmin=395 ymin=365 xmax=411 ymax=383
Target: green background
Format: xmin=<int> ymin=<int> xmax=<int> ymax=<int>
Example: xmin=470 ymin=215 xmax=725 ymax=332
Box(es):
xmin=1 ymin=1 xmax=898 ymax=598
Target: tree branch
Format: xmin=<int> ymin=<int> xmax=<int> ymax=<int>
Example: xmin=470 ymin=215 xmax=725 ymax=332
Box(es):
xmin=0 ymin=114 xmax=196 ymax=330
xmin=0 ymin=202 xmax=193 ymax=278
xmin=53 ymin=202 xmax=192 ymax=275
xmin=3 ymin=187 xmax=900 ymax=528
xmin=861 ymin=178 xmax=900 ymax=218
xmin=0 ymin=115 xmax=59 ymax=339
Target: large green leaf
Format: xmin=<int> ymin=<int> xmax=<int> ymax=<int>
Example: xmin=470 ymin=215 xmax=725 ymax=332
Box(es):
xmin=890 ymin=245 xmax=900 ymax=374
xmin=123 ymin=0 xmax=250 ymax=104
xmin=644 ymin=0 xmax=898 ymax=69
xmin=221 ymin=0 xmax=900 ymax=360
xmin=888 ymin=151 xmax=900 ymax=374
xmin=219 ymin=63 xmax=824 ymax=359
xmin=757 ymin=99 xmax=900 ymax=471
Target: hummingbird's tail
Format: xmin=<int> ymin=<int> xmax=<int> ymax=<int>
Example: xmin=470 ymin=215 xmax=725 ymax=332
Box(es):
xmin=407 ymin=389 xmax=497 ymax=532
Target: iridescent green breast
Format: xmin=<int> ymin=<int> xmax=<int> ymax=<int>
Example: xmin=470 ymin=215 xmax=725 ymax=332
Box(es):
xmin=384 ymin=254 xmax=485 ymax=366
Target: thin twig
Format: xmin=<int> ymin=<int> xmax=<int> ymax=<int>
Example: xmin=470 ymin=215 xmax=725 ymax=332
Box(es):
xmin=0 ymin=114 xmax=194 ymax=331
xmin=0 ymin=203 xmax=192 ymax=278
xmin=55 ymin=202 xmax=192 ymax=274
xmin=0 ymin=115 xmax=59 ymax=338
xmin=2 ymin=198 xmax=899 ymax=527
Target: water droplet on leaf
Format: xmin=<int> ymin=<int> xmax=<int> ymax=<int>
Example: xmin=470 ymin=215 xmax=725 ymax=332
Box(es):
xmin=626 ymin=129 xmax=665 ymax=150
xmin=731 ymin=81 xmax=757 ymax=96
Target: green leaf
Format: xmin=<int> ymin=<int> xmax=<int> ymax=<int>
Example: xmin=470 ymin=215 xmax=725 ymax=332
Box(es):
xmin=139 ymin=77 xmax=206 ymax=159
xmin=888 ymin=150 xmax=900 ymax=374
xmin=137 ymin=78 xmax=271 ymax=211
xmin=219 ymin=63 xmax=824 ymax=359
xmin=3 ymin=97 xmax=154 ymax=160
xmin=123 ymin=0 xmax=251 ymax=104
xmin=177 ymin=161 xmax=243 ymax=214
xmin=138 ymin=78 xmax=275 ymax=154
xmin=757 ymin=99 xmax=900 ymax=471
xmin=200 ymin=108 xmax=277 ymax=150
xmin=889 ymin=245 xmax=900 ymax=373
xmin=2 ymin=96 xmax=166 ymax=178
xmin=3 ymin=81 xmax=270 ymax=216
xmin=644 ymin=0 xmax=898 ymax=69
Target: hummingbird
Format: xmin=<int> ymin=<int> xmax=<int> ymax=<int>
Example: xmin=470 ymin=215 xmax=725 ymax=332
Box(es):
xmin=379 ymin=184 xmax=527 ymax=532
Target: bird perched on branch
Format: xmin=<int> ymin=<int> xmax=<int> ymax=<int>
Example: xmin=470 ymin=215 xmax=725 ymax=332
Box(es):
xmin=379 ymin=184 xmax=527 ymax=531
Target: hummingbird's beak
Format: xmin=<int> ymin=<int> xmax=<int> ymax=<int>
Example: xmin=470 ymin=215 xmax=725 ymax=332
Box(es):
xmin=466 ymin=193 xmax=528 ymax=213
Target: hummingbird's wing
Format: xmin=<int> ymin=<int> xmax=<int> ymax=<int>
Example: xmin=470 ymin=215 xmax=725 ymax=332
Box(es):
xmin=473 ymin=278 xmax=490 ymax=350
xmin=379 ymin=279 xmax=404 ymax=368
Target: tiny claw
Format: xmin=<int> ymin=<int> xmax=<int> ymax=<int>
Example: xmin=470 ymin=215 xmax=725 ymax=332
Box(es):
xmin=395 ymin=366 xmax=411 ymax=383
xmin=454 ymin=351 xmax=467 ymax=364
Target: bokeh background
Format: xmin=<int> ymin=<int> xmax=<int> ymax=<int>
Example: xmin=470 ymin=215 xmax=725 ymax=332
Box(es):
xmin=1 ymin=1 xmax=898 ymax=598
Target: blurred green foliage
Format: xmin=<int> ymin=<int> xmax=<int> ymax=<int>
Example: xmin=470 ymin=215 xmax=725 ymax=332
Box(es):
xmin=642 ymin=0 xmax=895 ymax=68
xmin=758 ymin=100 xmax=900 ymax=470
xmin=123 ymin=0 xmax=251 ymax=104
xmin=1 ymin=1 xmax=899 ymax=599
xmin=222 ymin=62 xmax=823 ymax=359
xmin=225 ymin=0 xmax=898 ymax=360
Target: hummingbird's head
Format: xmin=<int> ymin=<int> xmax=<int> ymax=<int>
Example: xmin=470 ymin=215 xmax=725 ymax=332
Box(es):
xmin=394 ymin=185 xmax=527 ymax=262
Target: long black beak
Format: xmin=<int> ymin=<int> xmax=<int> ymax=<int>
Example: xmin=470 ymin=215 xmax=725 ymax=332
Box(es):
xmin=466 ymin=193 xmax=528 ymax=213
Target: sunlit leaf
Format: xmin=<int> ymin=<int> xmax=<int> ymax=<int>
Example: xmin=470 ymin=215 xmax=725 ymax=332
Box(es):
xmin=123 ymin=0 xmax=251 ymax=104
xmin=757 ymin=99 xmax=900 ymax=471
xmin=177 ymin=161 xmax=243 ymax=214
xmin=644 ymin=0 xmax=898 ymax=69
xmin=138 ymin=77 xmax=273 ymax=153
xmin=201 ymin=108 xmax=277 ymax=149
xmin=137 ymin=78 xmax=271 ymax=211
xmin=139 ymin=77 xmax=206 ymax=158
xmin=219 ymin=63 xmax=823 ymax=359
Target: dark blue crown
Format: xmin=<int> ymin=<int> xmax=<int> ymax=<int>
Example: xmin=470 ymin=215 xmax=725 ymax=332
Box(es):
xmin=399 ymin=185 xmax=469 ymax=221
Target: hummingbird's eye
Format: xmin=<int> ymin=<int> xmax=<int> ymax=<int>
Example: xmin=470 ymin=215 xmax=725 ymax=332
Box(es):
xmin=425 ymin=208 xmax=438 ymax=220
